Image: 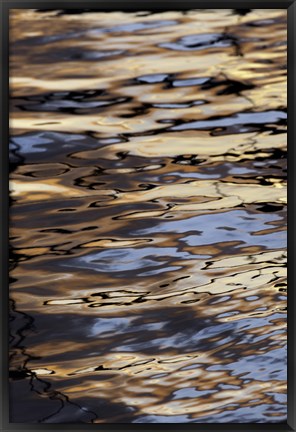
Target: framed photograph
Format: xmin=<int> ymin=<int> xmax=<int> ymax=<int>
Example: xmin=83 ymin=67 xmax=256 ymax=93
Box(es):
xmin=1 ymin=0 xmax=294 ymax=430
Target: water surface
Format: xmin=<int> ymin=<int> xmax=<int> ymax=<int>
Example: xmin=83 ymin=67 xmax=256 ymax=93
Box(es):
xmin=9 ymin=8 xmax=287 ymax=423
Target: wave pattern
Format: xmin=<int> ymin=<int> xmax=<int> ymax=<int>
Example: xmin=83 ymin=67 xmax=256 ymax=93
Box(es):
xmin=9 ymin=8 xmax=287 ymax=423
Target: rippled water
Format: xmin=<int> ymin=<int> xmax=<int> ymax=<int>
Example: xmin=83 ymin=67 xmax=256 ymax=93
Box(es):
xmin=9 ymin=8 xmax=287 ymax=423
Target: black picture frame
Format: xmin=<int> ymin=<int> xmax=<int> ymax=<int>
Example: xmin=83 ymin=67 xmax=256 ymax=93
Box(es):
xmin=1 ymin=1 xmax=294 ymax=430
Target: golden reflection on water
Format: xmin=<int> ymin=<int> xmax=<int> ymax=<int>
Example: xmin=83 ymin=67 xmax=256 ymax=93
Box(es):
xmin=9 ymin=8 xmax=287 ymax=423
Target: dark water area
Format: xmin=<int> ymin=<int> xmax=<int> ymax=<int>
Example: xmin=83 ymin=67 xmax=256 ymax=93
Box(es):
xmin=9 ymin=9 xmax=287 ymax=423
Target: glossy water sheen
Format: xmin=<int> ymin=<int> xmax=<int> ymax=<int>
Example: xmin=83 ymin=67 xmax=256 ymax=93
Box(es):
xmin=9 ymin=9 xmax=287 ymax=423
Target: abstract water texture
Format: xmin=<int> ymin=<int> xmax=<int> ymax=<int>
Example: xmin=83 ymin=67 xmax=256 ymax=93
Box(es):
xmin=9 ymin=9 xmax=287 ymax=423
